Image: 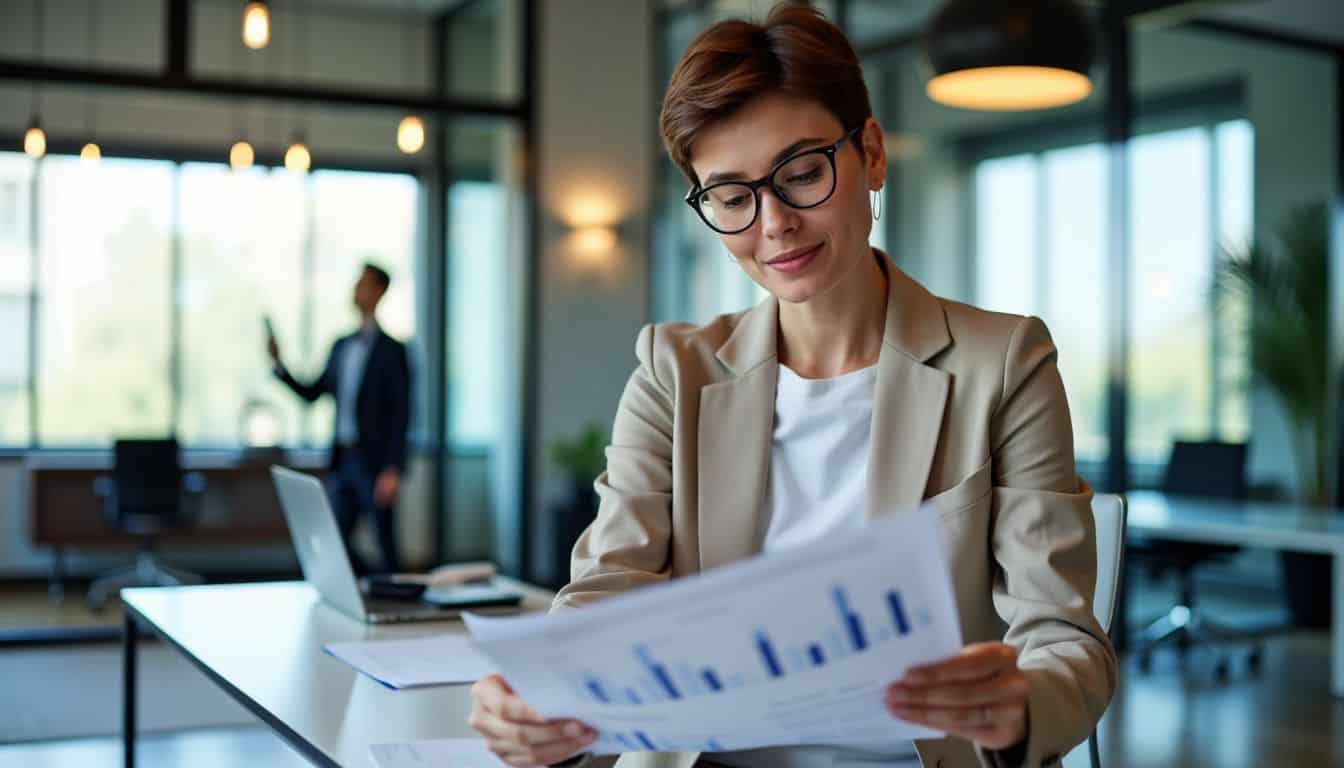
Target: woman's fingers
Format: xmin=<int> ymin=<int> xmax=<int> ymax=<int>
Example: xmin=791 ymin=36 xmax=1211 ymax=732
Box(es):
xmin=469 ymin=675 xmax=597 ymax=767
xmin=886 ymin=668 xmax=1029 ymax=708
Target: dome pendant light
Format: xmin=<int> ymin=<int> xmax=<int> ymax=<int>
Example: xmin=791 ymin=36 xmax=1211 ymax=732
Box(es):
xmin=230 ymin=140 xmax=254 ymax=171
xmin=925 ymin=0 xmax=1094 ymax=111
xmin=242 ymin=1 xmax=270 ymax=50
xmin=81 ymin=0 xmax=101 ymax=163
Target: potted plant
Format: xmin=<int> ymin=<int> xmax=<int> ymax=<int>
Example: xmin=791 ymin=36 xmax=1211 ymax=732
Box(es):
xmin=1216 ymin=201 xmax=1333 ymax=627
xmin=546 ymin=422 xmax=609 ymax=586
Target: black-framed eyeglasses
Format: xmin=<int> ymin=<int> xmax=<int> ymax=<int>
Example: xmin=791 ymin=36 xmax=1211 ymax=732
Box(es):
xmin=685 ymin=125 xmax=862 ymax=235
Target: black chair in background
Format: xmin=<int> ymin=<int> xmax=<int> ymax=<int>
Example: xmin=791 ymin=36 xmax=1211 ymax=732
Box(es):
xmin=87 ymin=438 xmax=205 ymax=610
xmin=1129 ymin=440 xmax=1262 ymax=679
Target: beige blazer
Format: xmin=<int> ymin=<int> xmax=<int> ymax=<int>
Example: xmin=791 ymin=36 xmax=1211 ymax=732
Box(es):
xmin=554 ymin=254 xmax=1117 ymax=768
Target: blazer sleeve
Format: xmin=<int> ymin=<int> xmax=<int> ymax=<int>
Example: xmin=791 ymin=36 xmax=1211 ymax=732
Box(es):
xmin=275 ymin=341 xmax=338 ymax=403
xmin=984 ymin=316 xmax=1118 ymax=768
xmin=552 ymin=324 xmax=676 ymax=611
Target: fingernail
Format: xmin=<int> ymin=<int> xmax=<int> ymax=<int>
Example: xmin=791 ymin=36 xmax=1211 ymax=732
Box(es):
xmin=565 ymin=723 xmax=583 ymax=737
xmin=887 ymin=689 xmax=908 ymax=703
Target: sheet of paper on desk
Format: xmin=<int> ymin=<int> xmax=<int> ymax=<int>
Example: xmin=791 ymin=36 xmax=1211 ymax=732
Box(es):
xmin=324 ymin=633 xmax=497 ymax=689
xmin=464 ymin=504 xmax=963 ymax=755
xmin=368 ymin=738 xmax=507 ymax=767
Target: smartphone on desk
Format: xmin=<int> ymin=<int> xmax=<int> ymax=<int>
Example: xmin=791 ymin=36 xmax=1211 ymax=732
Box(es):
xmin=421 ymin=581 xmax=525 ymax=611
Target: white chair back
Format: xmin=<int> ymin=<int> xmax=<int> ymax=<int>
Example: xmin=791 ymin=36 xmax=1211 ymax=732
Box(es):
xmin=1091 ymin=493 xmax=1127 ymax=633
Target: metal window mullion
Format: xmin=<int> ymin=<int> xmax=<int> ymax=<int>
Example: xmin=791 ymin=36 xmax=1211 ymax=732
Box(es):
xmin=1206 ymin=123 xmax=1221 ymax=439
xmin=28 ymin=157 xmax=41 ymax=448
xmin=170 ymin=163 xmax=183 ymax=438
xmin=301 ymin=171 xmax=316 ymax=447
xmin=1034 ymin=153 xmax=1050 ymax=319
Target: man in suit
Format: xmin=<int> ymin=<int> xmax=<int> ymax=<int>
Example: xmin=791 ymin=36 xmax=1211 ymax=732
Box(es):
xmin=268 ymin=263 xmax=411 ymax=575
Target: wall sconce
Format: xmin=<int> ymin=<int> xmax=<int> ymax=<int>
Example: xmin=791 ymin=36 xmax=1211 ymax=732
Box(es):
xmin=567 ymin=225 xmax=619 ymax=266
xmin=559 ymin=190 xmax=626 ymax=272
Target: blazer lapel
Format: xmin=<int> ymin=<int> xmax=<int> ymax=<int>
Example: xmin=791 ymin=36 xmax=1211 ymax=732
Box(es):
xmin=866 ymin=256 xmax=953 ymax=519
xmin=698 ymin=298 xmax=779 ymax=571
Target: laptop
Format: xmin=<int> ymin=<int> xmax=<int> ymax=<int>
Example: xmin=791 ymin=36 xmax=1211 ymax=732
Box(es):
xmin=271 ymin=465 xmax=523 ymax=624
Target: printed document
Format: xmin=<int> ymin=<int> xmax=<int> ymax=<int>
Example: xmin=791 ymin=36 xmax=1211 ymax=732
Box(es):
xmin=465 ymin=504 xmax=962 ymax=754
xmin=324 ymin=633 xmax=496 ymax=689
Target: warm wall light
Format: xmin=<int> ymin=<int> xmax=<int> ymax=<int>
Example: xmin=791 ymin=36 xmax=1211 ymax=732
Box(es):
xmin=569 ymin=226 xmax=617 ymax=257
xmin=284 ymin=141 xmax=311 ymax=172
xmin=80 ymin=142 xmax=101 ymax=162
xmin=23 ymin=119 xmax=46 ymax=159
xmin=242 ymin=1 xmax=270 ymax=50
xmin=925 ymin=0 xmax=1094 ymax=111
xmin=230 ymin=140 xmax=254 ymax=171
xmin=397 ymin=115 xmax=425 ymax=154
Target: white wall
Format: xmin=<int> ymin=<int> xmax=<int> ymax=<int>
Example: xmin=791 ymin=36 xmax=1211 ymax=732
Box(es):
xmin=531 ymin=0 xmax=654 ymax=583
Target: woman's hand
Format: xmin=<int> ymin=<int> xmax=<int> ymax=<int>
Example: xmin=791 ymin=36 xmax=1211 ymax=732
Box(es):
xmin=469 ymin=674 xmax=598 ymax=767
xmin=885 ymin=642 xmax=1029 ymax=752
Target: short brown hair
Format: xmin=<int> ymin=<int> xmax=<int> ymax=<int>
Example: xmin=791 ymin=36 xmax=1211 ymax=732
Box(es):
xmin=659 ymin=3 xmax=872 ymax=186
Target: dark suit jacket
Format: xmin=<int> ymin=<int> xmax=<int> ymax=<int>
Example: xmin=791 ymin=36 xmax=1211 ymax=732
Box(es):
xmin=276 ymin=329 xmax=411 ymax=475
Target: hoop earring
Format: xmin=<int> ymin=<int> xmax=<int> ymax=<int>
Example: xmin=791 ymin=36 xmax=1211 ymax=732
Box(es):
xmin=871 ymin=188 xmax=883 ymax=221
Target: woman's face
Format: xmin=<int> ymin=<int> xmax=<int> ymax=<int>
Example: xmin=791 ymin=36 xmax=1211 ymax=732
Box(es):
xmin=688 ymin=93 xmax=886 ymax=306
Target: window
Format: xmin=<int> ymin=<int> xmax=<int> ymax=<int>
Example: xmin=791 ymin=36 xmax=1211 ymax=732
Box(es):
xmin=0 ymin=154 xmax=32 ymax=445
xmin=37 ymin=156 xmax=175 ymax=445
xmin=973 ymin=118 xmax=1253 ymax=465
xmin=177 ymin=164 xmax=307 ymax=448
xmin=2 ymin=150 xmax=422 ymax=450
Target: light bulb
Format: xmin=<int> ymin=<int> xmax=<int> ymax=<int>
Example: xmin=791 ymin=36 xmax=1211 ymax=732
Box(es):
xmin=81 ymin=143 xmax=101 ymax=162
xmin=242 ymin=1 xmax=270 ymax=50
xmin=284 ymin=142 xmax=311 ymax=172
xmin=23 ymin=124 xmax=46 ymax=159
xmin=397 ymin=115 xmax=425 ymax=154
xmin=230 ymin=141 xmax=254 ymax=171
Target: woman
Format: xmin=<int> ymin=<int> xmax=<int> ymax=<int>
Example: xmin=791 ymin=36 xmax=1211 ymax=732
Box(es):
xmin=469 ymin=5 xmax=1116 ymax=767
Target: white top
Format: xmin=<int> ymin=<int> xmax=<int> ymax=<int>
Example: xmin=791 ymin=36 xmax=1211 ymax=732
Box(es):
xmin=761 ymin=362 xmax=878 ymax=553
xmin=710 ymin=362 xmax=919 ymax=768
xmin=336 ymin=324 xmax=377 ymax=445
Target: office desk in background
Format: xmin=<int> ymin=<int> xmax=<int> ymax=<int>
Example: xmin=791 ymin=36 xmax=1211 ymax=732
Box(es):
xmin=1125 ymin=490 xmax=1344 ymax=697
xmin=28 ymin=451 xmax=326 ymax=595
xmin=119 ymin=581 xmax=553 ymax=768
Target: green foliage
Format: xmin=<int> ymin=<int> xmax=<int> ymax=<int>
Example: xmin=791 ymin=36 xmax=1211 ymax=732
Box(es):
xmin=1216 ymin=202 xmax=1332 ymax=503
xmin=549 ymin=421 xmax=609 ymax=486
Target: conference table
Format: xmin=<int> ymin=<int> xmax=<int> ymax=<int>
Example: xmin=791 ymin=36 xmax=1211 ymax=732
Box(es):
xmin=119 ymin=580 xmax=554 ymax=768
xmin=1124 ymin=490 xmax=1344 ymax=697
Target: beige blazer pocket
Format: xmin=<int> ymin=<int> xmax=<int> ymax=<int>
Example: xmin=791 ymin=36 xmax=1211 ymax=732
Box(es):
xmin=926 ymin=459 xmax=992 ymax=518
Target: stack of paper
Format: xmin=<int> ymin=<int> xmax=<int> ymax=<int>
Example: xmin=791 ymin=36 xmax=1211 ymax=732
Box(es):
xmin=368 ymin=739 xmax=507 ymax=767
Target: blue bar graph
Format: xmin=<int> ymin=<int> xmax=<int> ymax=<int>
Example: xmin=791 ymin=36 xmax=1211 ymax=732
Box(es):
xmin=832 ymin=586 xmax=868 ymax=651
xmin=807 ymin=643 xmax=825 ymax=667
xmin=634 ymin=731 xmax=657 ymax=750
xmin=887 ymin=591 xmax=911 ymax=635
xmin=703 ymin=669 xmax=723 ymax=691
xmin=571 ymin=579 xmax=926 ymax=708
xmin=585 ymin=677 xmax=610 ymax=703
xmin=755 ymin=630 xmax=784 ymax=677
xmin=637 ymin=645 xmax=681 ymax=700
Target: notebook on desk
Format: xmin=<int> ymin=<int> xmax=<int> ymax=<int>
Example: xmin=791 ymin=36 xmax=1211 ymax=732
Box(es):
xmin=271 ymin=465 xmax=523 ymax=624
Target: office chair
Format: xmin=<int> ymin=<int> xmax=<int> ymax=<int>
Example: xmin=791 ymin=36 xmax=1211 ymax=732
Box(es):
xmin=1127 ymin=440 xmax=1260 ymax=679
xmin=1081 ymin=493 xmax=1126 ymax=768
xmin=87 ymin=438 xmax=205 ymax=610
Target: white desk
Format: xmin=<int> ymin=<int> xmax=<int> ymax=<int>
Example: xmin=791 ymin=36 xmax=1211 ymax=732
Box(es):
xmin=1125 ymin=491 xmax=1344 ymax=696
xmin=119 ymin=581 xmax=554 ymax=768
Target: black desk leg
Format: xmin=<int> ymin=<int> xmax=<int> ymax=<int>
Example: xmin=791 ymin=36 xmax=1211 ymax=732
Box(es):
xmin=123 ymin=611 xmax=137 ymax=768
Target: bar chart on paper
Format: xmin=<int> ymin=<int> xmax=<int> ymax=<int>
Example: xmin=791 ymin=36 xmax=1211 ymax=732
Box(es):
xmin=571 ymin=584 xmax=928 ymax=707
xmin=465 ymin=505 xmax=963 ymax=755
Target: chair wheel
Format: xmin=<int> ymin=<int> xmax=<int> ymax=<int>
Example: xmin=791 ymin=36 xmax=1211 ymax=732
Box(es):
xmin=1213 ymin=660 xmax=1230 ymax=681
